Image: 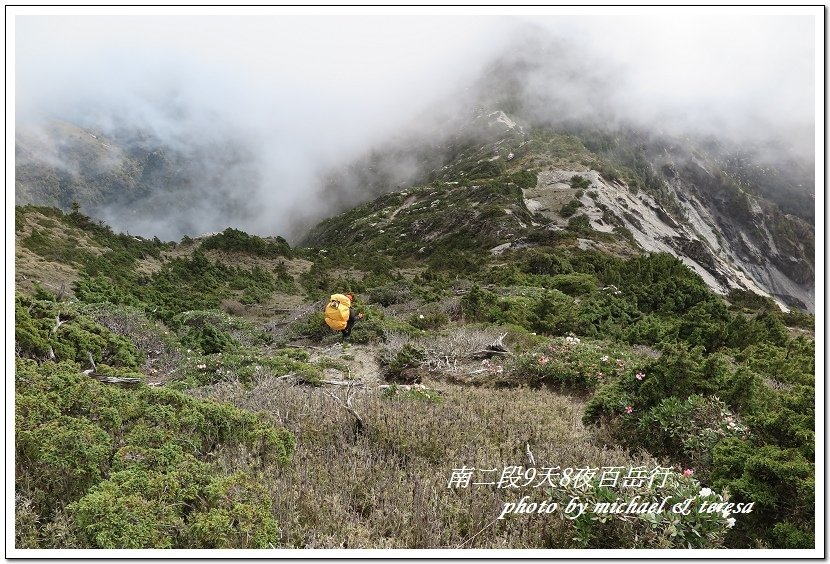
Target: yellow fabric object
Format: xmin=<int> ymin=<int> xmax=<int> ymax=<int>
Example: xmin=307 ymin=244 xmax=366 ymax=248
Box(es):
xmin=324 ymin=294 xmax=352 ymax=331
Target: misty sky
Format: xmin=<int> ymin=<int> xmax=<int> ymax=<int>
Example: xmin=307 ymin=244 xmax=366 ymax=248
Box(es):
xmin=11 ymin=8 xmax=820 ymax=240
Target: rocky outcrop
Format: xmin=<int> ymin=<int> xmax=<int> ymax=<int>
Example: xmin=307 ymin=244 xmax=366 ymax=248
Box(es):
xmin=524 ymin=168 xmax=814 ymax=312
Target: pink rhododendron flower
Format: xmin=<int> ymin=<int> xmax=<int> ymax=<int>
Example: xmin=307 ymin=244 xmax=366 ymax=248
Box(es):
xmin=625 ymin=405 xmax=633 ymax=414
xmin=683 ymin=468 xmax=694 ymax=477
xmin=635 ymin=372 xmax=645 ymax=380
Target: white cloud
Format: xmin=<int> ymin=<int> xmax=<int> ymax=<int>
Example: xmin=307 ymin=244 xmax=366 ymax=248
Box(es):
xmin=12 ymin=9 xmax=819 ymax=239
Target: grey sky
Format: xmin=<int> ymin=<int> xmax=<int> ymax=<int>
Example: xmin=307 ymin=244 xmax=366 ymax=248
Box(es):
xmin=12 ymin=9 xmax=819 ymax=239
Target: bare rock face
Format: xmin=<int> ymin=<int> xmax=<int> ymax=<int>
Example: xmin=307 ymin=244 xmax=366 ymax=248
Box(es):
xmin=524 ymin=168 xmax=814 ymax=312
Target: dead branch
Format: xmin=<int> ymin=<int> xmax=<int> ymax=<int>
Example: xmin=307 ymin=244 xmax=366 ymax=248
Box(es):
xmin=86 ymin=351 xmax=97 ymax=371
xmin=52 ymin=315 xmax=67 ymax=333
xmin=493 ymin=332 xmax=508 ymax=348
xmin=273 ymin=375 xmax=297 ymax=384
xmin=525 ymin=442 xmax=536 ymax=467
xmin=273 ymin=374 xmax=364 ymax=388
xmin=320 ymin=379 xmax=365 ymax=387
xmin=322 ymin=383 xmax=365 ymax=433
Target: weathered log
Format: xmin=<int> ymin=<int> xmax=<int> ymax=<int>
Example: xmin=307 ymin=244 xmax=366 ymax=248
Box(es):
xmin=470 ymin=349 xmax=512 ymax=359
xmin=470 ymin=333 xmax=511 ymax=359
xmin=320 ymin=379 xmax=365 ymax=387
xmin=273 ymin=374 xmax=364 ymax=387
xmin=85 ymin=372 xmax=142 ymax=387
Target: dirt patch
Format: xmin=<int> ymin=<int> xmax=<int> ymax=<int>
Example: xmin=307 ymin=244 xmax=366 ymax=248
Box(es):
xmin=307 ymin=343 xmax=383 ymax=385
xmin=135 ymin=256 xmax=164 ymax=275
xmin=386 ymin=195 xmax=418 ymax=222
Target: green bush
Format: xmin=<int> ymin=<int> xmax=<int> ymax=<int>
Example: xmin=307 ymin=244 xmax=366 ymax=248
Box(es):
xmin=380 ymin=384 xmax=442 ymax=404
xmin=460 ymin=284 xmax=495 ymax=323
xmin=530 ymin=290 xmax=578 ymax=335
xmin=566 ymin=214 xmax=592 ymax=232
xmin=624 ymin=314 xmax=680 ymax=345
xmin=201 ymin=227 xmax=291 ymax=258
xmin=184 ymin=472 xmax=280 ymax=548
xmin=636 ymin=395 xmax=749 ymax=480
xmin=510 ymin=170 xmax=538 ymax=189
xmin=16 ymin=359 xmax=294 ymax=548
xmin=17 ymin=416 xmax=113 ymax=510
xmin=409 ymin=309 xmax=449 ymax=331
xmin=548 ymin=273 xmax=597 ymax=296
xmin=573 ymin=291 xmax=640 ymax=338
xmin=368 ymin=281 xmax=413 ymax=307
xmin=544 ymin=470 xmax=732 ymax=548
xmin=560 ymin=199 xmax=584 ymax=218
xmin=521 ymin=250 xmax=573 ymax=276
xmin=15 ymin=295 xmax=142 ymax=368
xmin=384 ymin=344 xmax=426 ymax=380
xmin=506 ymin=337 xmax=645 ymax=391
xmin=712 ymin=439 xmax=814 ymax=548
xmin=570 ymin=175 xmax=592 ymax=190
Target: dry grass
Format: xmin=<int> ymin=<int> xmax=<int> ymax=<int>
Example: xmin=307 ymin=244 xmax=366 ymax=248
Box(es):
xmin=15 ymin=247 xmax=80 ymax=297
xmin=191 ymin=378 xmax=660 ymax=548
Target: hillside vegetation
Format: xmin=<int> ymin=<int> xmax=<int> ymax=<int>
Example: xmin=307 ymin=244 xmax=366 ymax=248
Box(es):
xmin=14 ymin=168 xmax=815 ymax=550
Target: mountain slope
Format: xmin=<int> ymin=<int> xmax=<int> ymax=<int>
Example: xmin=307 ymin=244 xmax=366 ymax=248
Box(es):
xmin=303 ymin=110 xmax=813 ymax=312
xmin=15 ymin=120 xmax=263 ymax=241
xmin=13 ymin=201 xmax=816 ymax=549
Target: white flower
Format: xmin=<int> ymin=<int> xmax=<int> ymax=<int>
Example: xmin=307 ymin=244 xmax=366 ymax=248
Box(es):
xmin=726 ymin=517 xmax=736 ymax=528
xmin=721 ymin=510 xmax=731 ymax=519
xmin=699 ymin=487 xmax=713 ymax=497
xmin=601 ymin=355 xmax=610 ymax=362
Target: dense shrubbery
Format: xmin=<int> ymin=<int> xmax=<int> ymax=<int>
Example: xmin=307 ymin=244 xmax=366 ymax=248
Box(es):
xmin=581 ymin=338 xmax=815 ymax=548
xmin=509 ymin=170 xmax=538 ymax=189
xmin=16 ymin=294 xmax=142 ymax=368
xmin=544 ymin=472 xmax=732 ymax=549
xmin=15 ymin=359 xmax=294 ymax=548
xmin=73 ymin=250 xmax=285 ymax=325
xmin=201 ymin=227 xmax=292 ymax=258
xmin=505 ymin=336 xmax=648 ymax=392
